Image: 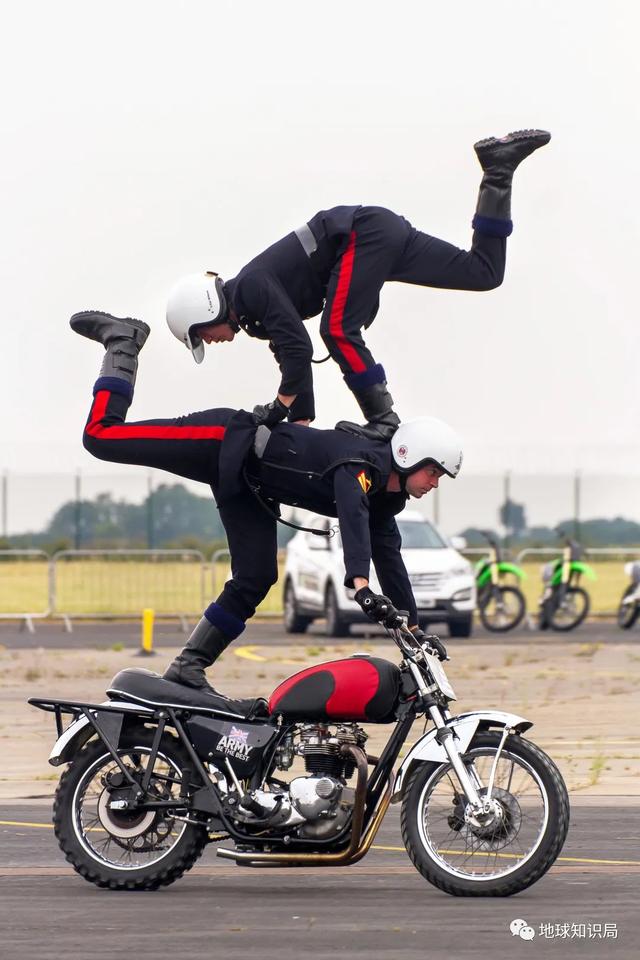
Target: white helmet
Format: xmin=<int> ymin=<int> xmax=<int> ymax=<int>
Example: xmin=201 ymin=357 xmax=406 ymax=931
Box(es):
xmin=391 ymin=416 xmax=463 ymax=478
xmin=166 ymin=272 xmax=228 ymax=364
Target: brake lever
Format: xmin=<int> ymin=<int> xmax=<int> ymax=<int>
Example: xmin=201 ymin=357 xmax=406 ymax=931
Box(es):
xmin=421 ymin=634 xmax=450 ymax=662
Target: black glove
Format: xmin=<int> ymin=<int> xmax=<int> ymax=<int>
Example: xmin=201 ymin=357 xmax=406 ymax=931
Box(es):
xmin=412 ymin=627 xmax=448 ymax=661
xmin=252 ymin=398 xmax=289 ymax=428
xmin=354 ymin=587 xmax=404 ymax=628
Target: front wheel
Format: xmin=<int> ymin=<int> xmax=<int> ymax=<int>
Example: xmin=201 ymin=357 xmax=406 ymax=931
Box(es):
xmin=548 ymin=585 xmax=590 ymax=631
xmin=401 ymin=731 xmax=569 ymax=896
xmin=617 ymin=585 xmax=640 ymax=630
xmin=53 ymin=726 xmax=208 ymax=890
xmin=479 ymin=586 xmax=526 ymax=633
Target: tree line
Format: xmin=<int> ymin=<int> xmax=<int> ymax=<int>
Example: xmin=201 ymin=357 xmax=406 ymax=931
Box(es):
xmin=3 ymin=488 xmax=638 ymax=554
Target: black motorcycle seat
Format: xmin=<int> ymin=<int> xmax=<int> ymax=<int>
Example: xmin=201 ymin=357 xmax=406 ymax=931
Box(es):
xmin=107 ymin=668 xmax=269 ymax=720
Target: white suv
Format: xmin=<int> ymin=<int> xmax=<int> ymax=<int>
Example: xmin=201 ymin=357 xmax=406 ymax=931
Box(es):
xmin=283 ymin=509 xmax=475 ymax=638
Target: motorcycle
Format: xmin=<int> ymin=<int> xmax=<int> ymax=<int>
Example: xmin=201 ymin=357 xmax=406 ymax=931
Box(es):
xmin=617 ymin=561 xmax=640 ymax=630
xmin=538 ymin=533 xmax=596 ymax=631
xmin=475 ymin=531 xmax=527 ymax=632
xmin=29 ymin=620 xmax=569 ymax=897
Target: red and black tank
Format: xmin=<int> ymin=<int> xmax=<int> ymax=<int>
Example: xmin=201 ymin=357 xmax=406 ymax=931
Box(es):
xmin=268 ymin=655 xmax=400 ymax=723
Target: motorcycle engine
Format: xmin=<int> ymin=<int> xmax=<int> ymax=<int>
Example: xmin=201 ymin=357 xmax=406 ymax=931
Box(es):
xmin=230 ymin=723 xmax=366 ymax=839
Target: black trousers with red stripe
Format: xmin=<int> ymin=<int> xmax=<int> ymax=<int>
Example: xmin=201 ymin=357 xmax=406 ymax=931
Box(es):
xmin=83 ymin=379 xmax=278 ymax=640
xmin=318 ymin=206 xmax=506 ymax=391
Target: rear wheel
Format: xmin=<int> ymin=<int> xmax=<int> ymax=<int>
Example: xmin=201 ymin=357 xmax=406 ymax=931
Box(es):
xmin=401 ymin=731 xmax=569 ymax=896
xmin=283 ymin=580 xmax=313 ymax=634
xmin=53 ymin=726 xmax=207 ymax=890
xmin=324 ymin=583 xmax=350 ymax=638
xmin=548 ymin=586 xmax=590 ymax=631
xmin=617 ymin=585 xmax=640 ymax=630
xmin=479 ymin=586 xmax=526 ymax=633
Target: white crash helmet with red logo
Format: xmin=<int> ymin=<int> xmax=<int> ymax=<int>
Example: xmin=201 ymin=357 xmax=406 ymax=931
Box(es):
xmin=166 ymin=271 xmax=228 ymax=364
xmin=391 ymin=416 xmax=463 ymax=479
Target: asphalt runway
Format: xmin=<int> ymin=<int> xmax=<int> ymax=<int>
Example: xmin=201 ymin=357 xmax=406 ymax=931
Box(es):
xmin=1 ymin=617 xmax=635 ymax=650
xmin=1 ymin=800 xmax=637 ymax=959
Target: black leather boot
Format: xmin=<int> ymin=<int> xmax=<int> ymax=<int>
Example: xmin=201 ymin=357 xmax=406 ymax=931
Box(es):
xmin=473 ymin=129 xmax=551 ymax=225
xmin=162 ymin=617 xmax=230 ymax=693
xmin=70 ymin=310 xmax=150 ymax=387
xmin=336 ymin=382 xmax=400 ymax=442
xmin=336 ymin=382 xmax=400 ymax=440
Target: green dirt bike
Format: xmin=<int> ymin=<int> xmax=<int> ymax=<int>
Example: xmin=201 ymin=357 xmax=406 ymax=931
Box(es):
xmin=475 ymin=531 xmax=526 ymax=632
xmin=538 ymin=534 xmax=596 ymax=632
xmin=617 ymin=561 xmax=640 ymax=630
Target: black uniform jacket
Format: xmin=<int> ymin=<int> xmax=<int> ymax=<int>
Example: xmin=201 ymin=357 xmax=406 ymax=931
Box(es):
xmin=224 ymin=206 xmax=362 ymax=421
xmin=217 ymin=411 xmax=417 ymax=624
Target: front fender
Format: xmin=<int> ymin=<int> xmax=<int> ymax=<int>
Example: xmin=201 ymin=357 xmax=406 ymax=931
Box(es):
xmin=497 ymin=561 xmax=526 ymax=581
xmin=48 ymin=701 xmax=153 ymax=766
xmin=391 ymin=710 xmax=532 ymax=802
xmin=571 ymin=561 xmax=596 ymax=580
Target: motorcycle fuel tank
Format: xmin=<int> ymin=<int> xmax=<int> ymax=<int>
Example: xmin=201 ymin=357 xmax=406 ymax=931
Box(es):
xmin=268 ymin=655 xmax=400 ymax=723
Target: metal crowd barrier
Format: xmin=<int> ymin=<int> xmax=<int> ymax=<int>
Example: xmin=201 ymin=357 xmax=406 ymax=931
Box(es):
xmin=0 ymin=549 xmax=51 ymax=632
xmin=51 ymin=549 xmax=208 ymax=631
xmin=3 ymin=545 xmax=639 ymax=630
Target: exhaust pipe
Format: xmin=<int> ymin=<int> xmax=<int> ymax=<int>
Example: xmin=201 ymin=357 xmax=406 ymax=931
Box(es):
xmin=216 ymin=745 xmax=393 ymax=867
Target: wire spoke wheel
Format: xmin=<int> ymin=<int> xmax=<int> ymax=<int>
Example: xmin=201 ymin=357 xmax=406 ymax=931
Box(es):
xmin=549 ymin=586 xmax=589 ymax=631
xmin=401 ymin=732 xmax=569 ymax=896
xmin=74 ymin=748 xmax=185 ymax=870
xmin=479 ymin=586 xmax=525 ymax=632
xmin=54 ymin=727 xmax=208 ymax=890
xmin=617 ymin=585 xmax=640 ymax=630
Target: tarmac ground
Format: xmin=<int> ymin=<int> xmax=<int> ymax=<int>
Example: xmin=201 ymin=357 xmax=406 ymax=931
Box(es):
xmin=1 ymin=799 xmax=638 ymax=960
xmin=1 ymin=618 xmax=638 ymax=958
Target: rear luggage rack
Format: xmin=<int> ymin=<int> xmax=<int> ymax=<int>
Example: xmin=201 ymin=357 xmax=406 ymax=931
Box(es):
xmin=28 ymin=697 xmax=153 ymax=737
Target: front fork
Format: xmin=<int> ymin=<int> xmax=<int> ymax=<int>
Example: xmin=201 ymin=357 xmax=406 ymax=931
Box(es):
xmin=426 ymin=706 xmax=511 ymax=816
xmin=407 ymin=661 xmax=511 ymax=817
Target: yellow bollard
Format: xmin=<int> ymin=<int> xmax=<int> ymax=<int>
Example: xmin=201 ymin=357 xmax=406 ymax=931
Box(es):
xmin=139 ymin=607 xmax=156 ymax=657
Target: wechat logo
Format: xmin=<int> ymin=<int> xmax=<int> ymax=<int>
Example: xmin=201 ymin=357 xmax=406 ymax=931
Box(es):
xmin=510 ymin=919 xmax=536 ymax=941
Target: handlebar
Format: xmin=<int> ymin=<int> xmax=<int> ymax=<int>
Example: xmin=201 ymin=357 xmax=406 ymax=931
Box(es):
xmin=385 ymin=618 xmax=450 ymax=663
xmin=477 ymin=529 xmax=502 ymax=561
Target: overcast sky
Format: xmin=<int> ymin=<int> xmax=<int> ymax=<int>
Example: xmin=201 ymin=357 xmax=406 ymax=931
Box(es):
xmin=2 ymin=0 xmax=639 ymax=525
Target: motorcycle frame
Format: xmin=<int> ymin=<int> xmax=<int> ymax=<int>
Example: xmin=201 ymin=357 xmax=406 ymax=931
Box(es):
xmin=29 ymin=625 xmax=535 ymax=866
xmin=29 ymin=692 xmax=417 ymax=855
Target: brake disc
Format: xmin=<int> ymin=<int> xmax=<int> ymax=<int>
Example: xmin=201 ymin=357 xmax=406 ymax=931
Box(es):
xmin=465 ymin=787 xmax=522 ymax=851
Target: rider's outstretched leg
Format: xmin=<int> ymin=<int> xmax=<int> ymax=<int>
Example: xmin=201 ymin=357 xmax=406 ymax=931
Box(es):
xmin=390 ymin=129 xmax=551 ymax=292
xmin=163 ymin=492 xmax=278 ymax=693
xmin=71 ymin=310 xmax=234 ymax=482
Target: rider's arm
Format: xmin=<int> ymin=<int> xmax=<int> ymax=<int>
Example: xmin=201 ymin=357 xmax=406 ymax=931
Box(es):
xmin=370 ymin=510 xmax=419 ymax=627
xmin=332 ymin=464 xmax=374 ymax=588
xmin=238 ymin=272 xmax=314 ymax=418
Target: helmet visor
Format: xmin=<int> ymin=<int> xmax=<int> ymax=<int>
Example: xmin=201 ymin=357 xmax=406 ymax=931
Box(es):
xmin=186 ymin=329 xmax=205 ymax=364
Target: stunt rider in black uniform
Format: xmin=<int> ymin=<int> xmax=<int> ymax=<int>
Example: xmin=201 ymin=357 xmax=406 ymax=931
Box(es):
xmin=166 ymin=130 xmax=550 ymax=440
xmin=69 ymin=311 xmax=459 ymax=694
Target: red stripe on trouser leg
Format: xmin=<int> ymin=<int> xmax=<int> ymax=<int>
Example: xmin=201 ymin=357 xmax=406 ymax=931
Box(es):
xmin=328 ymin=231 xmax=367 ymax=374
xmin=86 ymin=391 xmax=227 ymax=441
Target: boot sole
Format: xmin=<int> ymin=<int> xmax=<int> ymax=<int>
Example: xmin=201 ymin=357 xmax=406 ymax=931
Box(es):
xmin=474 ymin=128 xmax=551 ymax=155
xmin=70 ymin=310 xmax=150 ymax=347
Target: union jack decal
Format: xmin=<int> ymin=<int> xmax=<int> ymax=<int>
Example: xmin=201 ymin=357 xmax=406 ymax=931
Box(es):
xmin=229 ymin=725 xmax=249 ymax=744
